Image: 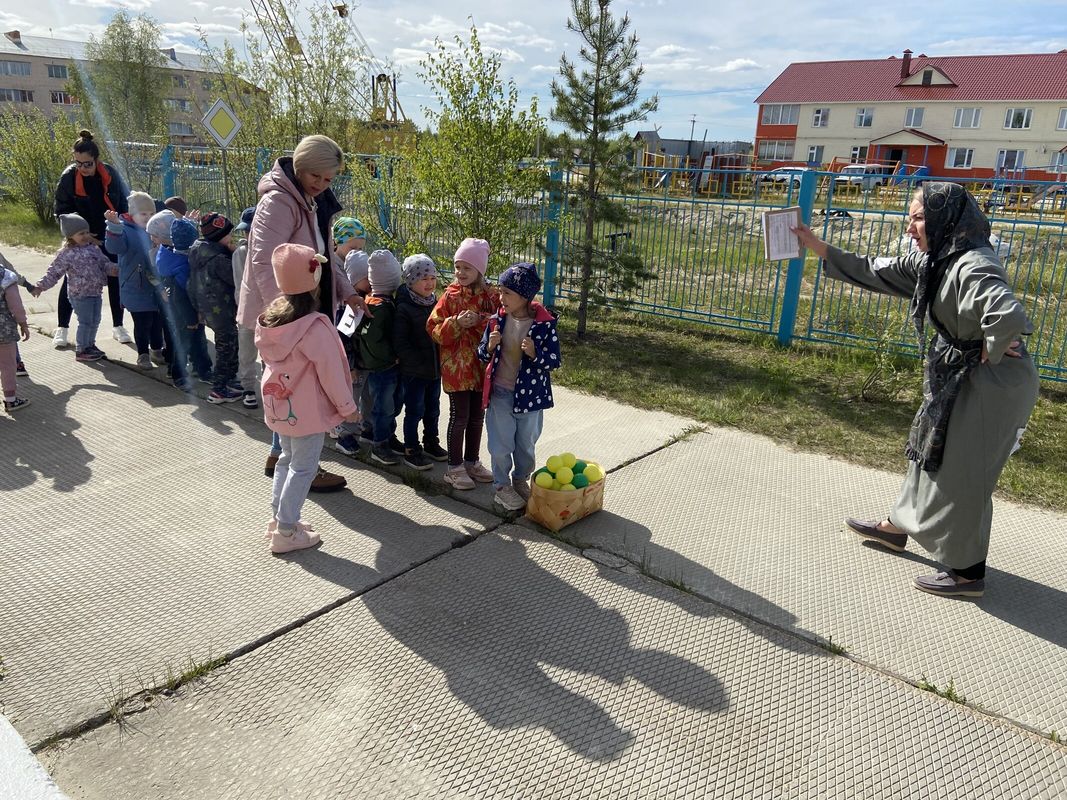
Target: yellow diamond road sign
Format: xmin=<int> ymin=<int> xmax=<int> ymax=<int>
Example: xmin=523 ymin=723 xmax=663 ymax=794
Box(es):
xmin=201 ymin=99 xmax=242 ymax=149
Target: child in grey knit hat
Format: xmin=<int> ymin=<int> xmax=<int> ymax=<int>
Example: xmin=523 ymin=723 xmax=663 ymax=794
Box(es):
xmin=32 ymin=213 xmax=115 ymax=361
xmin=358 ymin=250 xmax=404 ymax=463
xmin=393 ymin=254 xmax=446 ymax=468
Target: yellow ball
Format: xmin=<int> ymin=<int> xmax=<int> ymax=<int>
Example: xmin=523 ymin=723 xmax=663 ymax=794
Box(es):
xmin=551 ymin=480 xmax=562 ymax=490
xmin=535 ymin=471 xmax=554 ymax=489
xmin=546 ymin=455 xmax=563 ymax=473
xmin=560 ymin=452 xmax=577 ymax=468
xmin=584 ymin=464 xmax=604 ymax=483
xmin=554 ymin=467 xmax=573 ymax=485
xmin=560 ymin=484 xmax=576 ymax=491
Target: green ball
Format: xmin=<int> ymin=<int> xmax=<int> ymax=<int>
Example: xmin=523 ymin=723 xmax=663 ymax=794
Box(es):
xmin=573 ymin=460 xmax=587 ymax=474
xmin=535 ymin=471 xmax=554 ymax=489
xmin=572 ymin=473 xmax=590 ymax=489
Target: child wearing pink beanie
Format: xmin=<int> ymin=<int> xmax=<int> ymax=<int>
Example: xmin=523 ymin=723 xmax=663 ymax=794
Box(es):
xmin=426 ymin=237 xmax=499 ymax=490
xmin=255 ymin=243 xmax=360 ymax=554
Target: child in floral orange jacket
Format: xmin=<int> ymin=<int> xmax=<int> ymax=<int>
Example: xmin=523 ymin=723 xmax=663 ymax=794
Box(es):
xmin=426 ymin=237 xmax=500 ymax=490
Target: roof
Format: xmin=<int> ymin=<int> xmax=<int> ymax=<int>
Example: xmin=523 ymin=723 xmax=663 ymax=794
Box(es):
xmin=0 ymin=32 xmax=210 ymax=73
xmin=870 ymin=128 xmax=946 ymax=146
xmin=756 ymin=51 xmax=1067 ymax=104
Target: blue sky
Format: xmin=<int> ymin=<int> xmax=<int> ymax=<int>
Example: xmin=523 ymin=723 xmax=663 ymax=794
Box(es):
xmin=5 ymin=0 xmax=1067 ymax=142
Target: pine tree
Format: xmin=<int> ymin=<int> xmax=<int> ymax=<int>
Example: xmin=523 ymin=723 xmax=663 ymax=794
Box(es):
xmin=551 ymin=0 xmax=658 ymax=338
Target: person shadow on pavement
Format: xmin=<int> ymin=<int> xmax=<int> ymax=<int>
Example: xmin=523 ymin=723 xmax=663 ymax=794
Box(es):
xmin=285 ymin=488 xmax=728 ymax=762
xmin=557 ymin=511 xmax=833 ymax=655
xmin=0 ymin=378 xmax=104 ymax=493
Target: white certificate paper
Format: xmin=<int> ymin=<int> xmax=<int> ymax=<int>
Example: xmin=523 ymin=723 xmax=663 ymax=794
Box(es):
xmin=761 ymin=207 xmax=802 ymax=261
xmin=337 ymin=305 xmax=364 ymax=336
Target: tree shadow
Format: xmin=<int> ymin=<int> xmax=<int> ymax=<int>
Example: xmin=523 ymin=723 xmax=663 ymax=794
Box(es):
xmin=283 ymin=485 xmax=738 ymax=762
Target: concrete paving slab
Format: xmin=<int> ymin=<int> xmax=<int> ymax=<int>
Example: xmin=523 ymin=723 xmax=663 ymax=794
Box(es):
xmin=546 ymin=428 xmax=1067 ymax=736
xmin=0 ymin=334 xmax=497 ymax=745
xmin=45 ymin=528 xmax=1067 ymax=799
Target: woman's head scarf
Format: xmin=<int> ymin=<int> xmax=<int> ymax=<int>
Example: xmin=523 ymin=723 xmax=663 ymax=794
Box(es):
xmin=911 ymin=181 xmax=991 ymax=340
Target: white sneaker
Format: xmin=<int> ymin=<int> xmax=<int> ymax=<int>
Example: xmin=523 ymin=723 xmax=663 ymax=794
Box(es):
xmin=53 ymin=327 xmax=69 ymax=349
xmin=113 ymin=325 xmax=133 ymax=344
xmin=494 ymin=485 xmax=527 ymax=512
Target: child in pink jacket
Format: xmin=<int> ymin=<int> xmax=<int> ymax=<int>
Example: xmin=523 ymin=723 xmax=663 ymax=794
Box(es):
xmin=255 ymin=243 xmax=360 ymax=554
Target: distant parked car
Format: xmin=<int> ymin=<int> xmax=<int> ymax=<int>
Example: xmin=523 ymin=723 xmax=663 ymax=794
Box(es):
xmin=834 ymin=164 xmax=896 ymax=190
xmin=758 ymin=167 xmax=812 ymax=187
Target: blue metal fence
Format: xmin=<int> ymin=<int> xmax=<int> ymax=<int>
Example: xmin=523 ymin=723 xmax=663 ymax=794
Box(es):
xmin=142 ymin=149 xmax=1067 ymax=383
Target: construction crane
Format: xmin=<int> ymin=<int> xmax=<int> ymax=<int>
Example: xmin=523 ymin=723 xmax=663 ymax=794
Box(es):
xmin=248 ymin=0 xmax=406 ymax=129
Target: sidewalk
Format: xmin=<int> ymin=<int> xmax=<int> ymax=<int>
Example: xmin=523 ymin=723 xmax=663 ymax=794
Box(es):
xmin=2 ymin=242 xmax=1066 ymax=798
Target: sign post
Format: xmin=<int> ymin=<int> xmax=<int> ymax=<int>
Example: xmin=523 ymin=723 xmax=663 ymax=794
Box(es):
xmin=201 ymin=99 xmax=243 ymax=219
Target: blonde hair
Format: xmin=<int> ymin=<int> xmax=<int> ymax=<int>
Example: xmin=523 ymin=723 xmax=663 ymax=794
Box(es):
xmin=293 ymin=135 xmax=344 ymax=177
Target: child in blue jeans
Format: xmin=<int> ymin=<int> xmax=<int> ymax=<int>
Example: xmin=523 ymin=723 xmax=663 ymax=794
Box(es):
xmin=32 ymin=214 xmax=115 ymax=362
xmin=477 ymin=263 xmax=561 ymax=512
xmin=356 ymin=250 xmax=404 ymax=466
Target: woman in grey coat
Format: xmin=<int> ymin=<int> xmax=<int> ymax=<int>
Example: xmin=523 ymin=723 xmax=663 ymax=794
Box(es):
xmin=793 ymin=182 xmax=1040 ymax=598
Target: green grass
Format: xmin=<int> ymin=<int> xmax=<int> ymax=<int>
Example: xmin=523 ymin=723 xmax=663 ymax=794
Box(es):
xmin=0 ymin=201 xmax=62 ymax=252
xmin=917 ymin=675 xmax=967 ymax=705
xmin=554 ymin=308 xmax=1067 ymax=512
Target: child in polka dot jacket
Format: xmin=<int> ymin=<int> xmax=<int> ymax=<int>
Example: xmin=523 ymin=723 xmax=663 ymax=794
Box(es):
xmin=477 ymin=262 xmax=561 ymax=512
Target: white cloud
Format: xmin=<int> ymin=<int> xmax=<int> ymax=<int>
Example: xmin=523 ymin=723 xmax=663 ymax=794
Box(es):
xmin=80 ymin=0 xmax=156 ymax=9
xmin=649 ymin=44 xmax=693 ymax=59
xmin=708 ymin=58 xmax=763 ymax=73
xmin=208 ymin=5 xmax=247 ymax=20
xmin=160 ymin=21 xmax=242 ymax=38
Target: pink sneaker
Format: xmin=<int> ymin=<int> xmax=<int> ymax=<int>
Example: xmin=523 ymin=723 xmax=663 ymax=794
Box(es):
xmin=465 ymin=460 xmax=494 ymax=483
xmin=264 ymin=518 xmax=315 ymax=540
xmin=444 ymin=465 xmax=476 ymax=490
xmin=270 ymin=526 xmax=321 ymax=554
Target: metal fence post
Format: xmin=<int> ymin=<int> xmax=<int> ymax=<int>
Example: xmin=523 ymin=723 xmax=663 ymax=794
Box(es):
xmin=161 ymin=145 xmax=176 ymax=199
xmin=542 ymin=163 xmax=562 ymax=309
xmin=776 ymin=169 xmax=818 ymax=346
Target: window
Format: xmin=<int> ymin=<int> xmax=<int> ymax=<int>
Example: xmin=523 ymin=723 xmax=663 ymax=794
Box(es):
xmin=1050 ymin=151 xmax=1066 ymax=171
xmin=997 ymin=149 xmax=1025 ymax=171
xmin=954 ymin=107 xmax=982 ymax=128
xmin=921 ymin=69 xmax=933 ymax=86
xmin=1058 ymin=108 xmax=1067 ymax=131
xmin=757 ymin=139 xmax=795 ymax=161
xmin=812 ymin=107 xmax=830 ymax=127
xmin=1003 ymin=108 xmax=1032 ymax=129
xmin=168 ymin=121 xmax=194 ymax=136
xmin=0 ymin=88 xmax=34 ymax=102
xmin=50 ymin=91 xmax=78 ymax=105
xmin=47 ymin=64 xmax=68 ymax=79
xmin=165 ymin=98 xmax=190 ymax=111
xmin=946 ymin=148 xmax=974 ymax=169
xmin=854 ymin=107 xmax=873 ymax=127
xmin=201 ymin=78 xmax=214 ymax=91
xmin=904 ymin=107 xmax=924 ymax=128
xmin=850 ymin=145 xmax=869 ymax=162
xmin=761 ymin=104 xmax=800 ymax=125
xmin=0 ymin=60 xmax=31 ymax=76
xmin=807 ymin=145 xmax=825 ymax=164
xmin=172 ymin=75 xmax=187 ymax=88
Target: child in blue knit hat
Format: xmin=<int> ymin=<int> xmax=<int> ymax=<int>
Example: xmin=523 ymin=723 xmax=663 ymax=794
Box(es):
xmin=477 ymin=262 xmax=561 ymax=512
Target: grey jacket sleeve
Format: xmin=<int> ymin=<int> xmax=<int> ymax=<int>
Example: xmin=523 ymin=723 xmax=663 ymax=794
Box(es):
xmin=822 ymin=245 xmax=922 ymax=300
xmin=955 ymin=255 xmax=1033 ymax=364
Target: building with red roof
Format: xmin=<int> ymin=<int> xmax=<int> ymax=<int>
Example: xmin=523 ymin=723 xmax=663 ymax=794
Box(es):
xmin=754 ymin=49 xmax=1067 ymax=180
